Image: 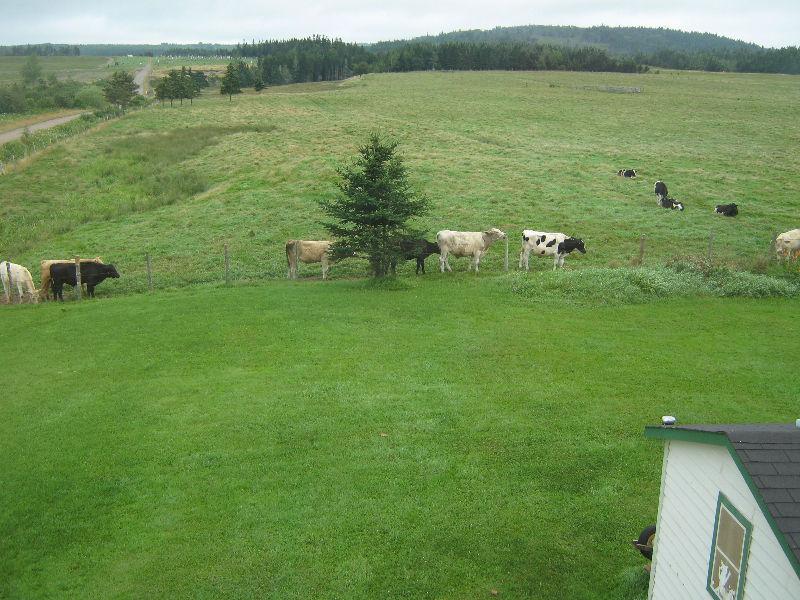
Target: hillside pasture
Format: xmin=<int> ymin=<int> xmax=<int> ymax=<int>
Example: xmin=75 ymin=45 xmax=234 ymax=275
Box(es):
xmin=1 ymin=69 xmax=798 ymax=293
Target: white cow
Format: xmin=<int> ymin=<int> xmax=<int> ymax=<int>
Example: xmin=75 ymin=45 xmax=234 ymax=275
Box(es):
xmin=436 ymin=228 xmax=506 ymax=273
xmin=286 ymin=240 xmax=336 ymax=280
xmin=776 ymin=229 xmax=800 ymax=261
xmin=1 ymin=261 xmax=38 ymax=303
xmin=519 ymin=230 xmax=586 ymax=271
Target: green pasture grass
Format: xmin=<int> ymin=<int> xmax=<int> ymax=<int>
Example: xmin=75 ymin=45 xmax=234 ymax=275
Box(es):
xmin=0 ymin=56 xmax=109 ymax=85
xmin=1 ymin=278 xmax=797 ymax=598
xmin=1 ymin=70 xmax=798 ymax=293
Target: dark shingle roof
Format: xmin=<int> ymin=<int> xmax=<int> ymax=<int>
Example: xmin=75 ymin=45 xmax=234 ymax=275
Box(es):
xmin=667 ymin=424 xmax=800 ymax=567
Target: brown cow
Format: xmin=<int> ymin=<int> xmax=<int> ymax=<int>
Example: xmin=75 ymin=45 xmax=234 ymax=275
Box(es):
xmin=40 ymin=257 xmax=104 ymax=301
xmin=285 ymin=240 xmax=336 ymax=280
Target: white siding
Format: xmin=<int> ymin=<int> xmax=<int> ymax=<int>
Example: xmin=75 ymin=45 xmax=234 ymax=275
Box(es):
xmin=649 ymin=440 xmax=800 ymax=600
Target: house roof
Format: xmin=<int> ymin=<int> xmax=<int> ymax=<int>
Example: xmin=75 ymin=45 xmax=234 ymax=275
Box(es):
xmin=645 ymin=423 xmax=800 ymax=580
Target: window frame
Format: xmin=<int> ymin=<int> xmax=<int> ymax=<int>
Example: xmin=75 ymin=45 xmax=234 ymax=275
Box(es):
xmin=706 ymin=492 xmax=753 ymax=600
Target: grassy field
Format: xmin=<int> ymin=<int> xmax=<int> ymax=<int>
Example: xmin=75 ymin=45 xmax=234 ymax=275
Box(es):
xmin=1 ymin=70 xmax=798 ymax=293
xmin=1 ymin=279 xmax=797 ymax=598
xmin=0 ymin=69 xmax=798 ymax=598
xmin=0 ymin=55 xmax=110 ymax=85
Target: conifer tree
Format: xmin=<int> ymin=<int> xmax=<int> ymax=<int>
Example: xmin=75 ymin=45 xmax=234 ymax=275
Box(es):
xmin=320 ymin=134 xmax=429 ymax=277
xmin=103 ymin=70 xmax=138 ymax=111
xmin=220 ymin=63 xmax=241 ymax=101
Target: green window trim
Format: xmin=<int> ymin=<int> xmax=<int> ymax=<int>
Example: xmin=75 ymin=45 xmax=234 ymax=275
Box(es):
xmin=706 ymin=492 xmax=753 ymax=600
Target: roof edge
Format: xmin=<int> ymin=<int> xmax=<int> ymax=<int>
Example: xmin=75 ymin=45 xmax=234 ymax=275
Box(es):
xmin=645 ymin=424 xmax=800 ymax=582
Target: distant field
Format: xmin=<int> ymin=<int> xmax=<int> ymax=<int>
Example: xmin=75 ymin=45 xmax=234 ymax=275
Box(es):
xmin=113 ymin=55 xmax=250 ymax=79
xmin=1 ymin=69 xmax=798 ymax=292
xmin=0 ymin=55 xmax=109 ymax=85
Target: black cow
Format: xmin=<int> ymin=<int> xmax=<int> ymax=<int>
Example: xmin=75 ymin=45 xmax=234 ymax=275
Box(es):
xmin=617 ymin=169 xmax=637 ymax=178
xmin=659 ymin=196 xmax=684 ymax=211
xmin=654 ymin=180 xmax=668 ymax=200
xmin=49 ymin=262 xmax=120 ymax=300
xmin=391 ymin=239 xmax=440 ymax=274
xmin=715 ymin=203 xmax=738 ymax=217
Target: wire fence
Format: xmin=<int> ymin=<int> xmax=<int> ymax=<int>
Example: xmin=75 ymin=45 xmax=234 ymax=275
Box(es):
xmin=3 ymin=231 xmax=789 ymax=306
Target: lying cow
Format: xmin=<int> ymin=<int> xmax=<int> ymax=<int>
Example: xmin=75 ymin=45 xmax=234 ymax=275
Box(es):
xmin=392 ymin=239 xmax=440 ymax=275
xmin=659 ymin=196 xmax=684 ymax=211
xmin=519 ymin=230 xmax=586 ymax=271
xmin=654 ymin=180 xmax=668 ymax=201
xmin=40 ymin=257 xmax=104 ymax=301
xmin=50 ymin=262 xmax=120 ymax=300
xmin=436 ymin=228 xmax=506 ymax=273
xmin=776 ymin=229 xmax=800 ymax=261
xmin=714 ymin=203 xmax=738 ymax=217
xmin=285 ymin=240 xmax=339 ymax=280
xmin=617 ymin=169 xmax=637 ymax=178
xmin=1 ymin=261 xmax=38 ymax=303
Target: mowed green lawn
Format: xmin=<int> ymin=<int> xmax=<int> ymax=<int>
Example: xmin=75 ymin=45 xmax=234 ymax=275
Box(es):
xmin=1 ymin=70 xmax=799 ymax=292
xmin=1 ymin=279 xmax=797 ymax=599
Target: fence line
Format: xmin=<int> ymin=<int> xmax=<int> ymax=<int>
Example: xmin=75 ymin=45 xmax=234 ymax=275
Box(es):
xmin=2 ymin=234 xmax=789 ymax=304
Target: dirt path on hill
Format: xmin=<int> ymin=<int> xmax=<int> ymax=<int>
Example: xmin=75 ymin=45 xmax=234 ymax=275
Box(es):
xmin=0 ymin=113 xmax=85 ymax=145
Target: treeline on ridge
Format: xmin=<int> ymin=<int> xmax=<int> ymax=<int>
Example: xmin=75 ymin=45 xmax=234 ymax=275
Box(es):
xmin=226 ymin=37 xmax=644 ymax=87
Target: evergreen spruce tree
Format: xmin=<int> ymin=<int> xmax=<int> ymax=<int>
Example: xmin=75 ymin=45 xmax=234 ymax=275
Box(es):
xmin=21 ymin=54 xmax=43 ymax=85
xmin=320 ymin=134 xmax=429 ymax=277
xmin=103 ymin=70 xmax=138 ymax=111
xmin=220 ymin=63 xmax=241 ymax=101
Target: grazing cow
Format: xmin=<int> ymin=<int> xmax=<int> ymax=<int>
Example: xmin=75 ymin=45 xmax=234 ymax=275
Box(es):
xmin=286 ymin=240 xmax=340 ymax=280
xmin=776 ymin=229 xmax=800 ymax=261
xmin=394 ymin=239 xmax=440 ymax=274
xmin=436 ymin=228 xmax=506 ymax=273
xmin=654 ymin=180 xmax=668 ymax=201
xmin=714 ymin=203 xmax=738 ymax=217
xmin=519 ymin=231 xmax=586 ymax=271
xmin=1 ymin=261 xmax=38 ymax=303
xmin=49 ymin=262 xmax=120 ymax=301
xmin=617 ymin=169 xmax=637 ymax=178
xmin=40 ymin=257 xmax=104 ymax=301
xmin=658 ymin=196 xmax=684 ymax=211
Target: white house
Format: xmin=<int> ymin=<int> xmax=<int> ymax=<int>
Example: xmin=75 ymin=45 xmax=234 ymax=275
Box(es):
xmin=645 ymin=424 xmax=800 ymax=600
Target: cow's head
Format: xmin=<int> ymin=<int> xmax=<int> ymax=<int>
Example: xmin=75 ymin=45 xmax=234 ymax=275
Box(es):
xmin=673 ymin=201 xmax=684 ymax=211
xmin=560 ymin=237 xmax=586 ymax=254
xmin=425 ymin=240 xmax=441 ymax=255
xmin=617 ymin=170 xmax=624 ymax=176
xmin=485 ymin=228 xmax=506 ymax=241
xmin=102 ymin=264 xmax=120 ymax=278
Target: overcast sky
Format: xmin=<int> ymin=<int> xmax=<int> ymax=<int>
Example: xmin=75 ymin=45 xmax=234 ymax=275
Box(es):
xmin=3 ymin=1 xmax=798 ymax=48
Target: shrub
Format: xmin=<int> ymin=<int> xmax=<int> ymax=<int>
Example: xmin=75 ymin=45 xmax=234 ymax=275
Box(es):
xmin=75 ymin=85 xmax=108 ymax=109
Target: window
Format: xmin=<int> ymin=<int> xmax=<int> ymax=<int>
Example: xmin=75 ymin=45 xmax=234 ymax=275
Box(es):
xmin=707 ymin=493 xmax=752 ymax=600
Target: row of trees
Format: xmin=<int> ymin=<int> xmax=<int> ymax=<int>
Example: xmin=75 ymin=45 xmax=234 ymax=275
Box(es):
xmin=637 ymin=46 xmax=800 ymax=74
xmin=153 ymin=67 xmax=209 ymax=105
xmin=0 ymin=43 xmax=80 ymax=56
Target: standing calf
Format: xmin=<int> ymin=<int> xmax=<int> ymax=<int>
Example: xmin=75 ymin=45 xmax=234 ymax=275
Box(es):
xmin=394 ymin=239 xmax=440 ymax=274
xmin=519 ymin=231 xmax=586 ymax=270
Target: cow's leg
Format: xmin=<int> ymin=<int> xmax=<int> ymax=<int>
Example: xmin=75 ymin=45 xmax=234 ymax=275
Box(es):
xmin=439 ymin=252 xmax=447 ymax=273
xmin=416 ymin=257 xmax=423 ymax=275
xmin=87 ymin=285 xmax=95 ymax=298
xmin=321 ymin=257 xmax=329 ymax=280
xmin=553 ymin=255 xmax=560 ymax=270
xmin=54 ymin=283 xmax=63 ymax=301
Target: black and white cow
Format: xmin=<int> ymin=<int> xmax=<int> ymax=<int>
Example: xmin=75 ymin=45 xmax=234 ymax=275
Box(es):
xmin=519 ymin=230 xmax=586 ymax=271
xmin=49 ymin=262 xmax=120 ymax=300
xmin=714 ymin=203 xmax=738 ymax=217
xmin=617 ymin=169 xmax=637 ymax=178
xmin=659 ymin=196 xmax=684 ymax=211
xmin=654 ymin=180 xmax=668 ymax=201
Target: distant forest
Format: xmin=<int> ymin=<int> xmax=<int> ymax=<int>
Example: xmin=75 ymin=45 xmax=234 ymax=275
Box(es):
xmin=1 ymin=25 xmax=797 ymax=75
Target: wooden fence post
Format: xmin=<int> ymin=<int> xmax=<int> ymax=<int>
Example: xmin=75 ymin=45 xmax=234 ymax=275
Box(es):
xmin=707 ymin=233 xmax=714 ymax=263
xmin=504 ymin=237 xmax=509 ymax=272
xmin=74 ymin=256 xmax=82 ymax=301
xmin=146 ymin=253 xmax=153 ymax=291
xmin=4 ymin=260 xmax=13 ymax=304
xmin=638 ymin=235 xmax=646 ymax=266
xmin=224 ymin=244 xmax=230 ymax=285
